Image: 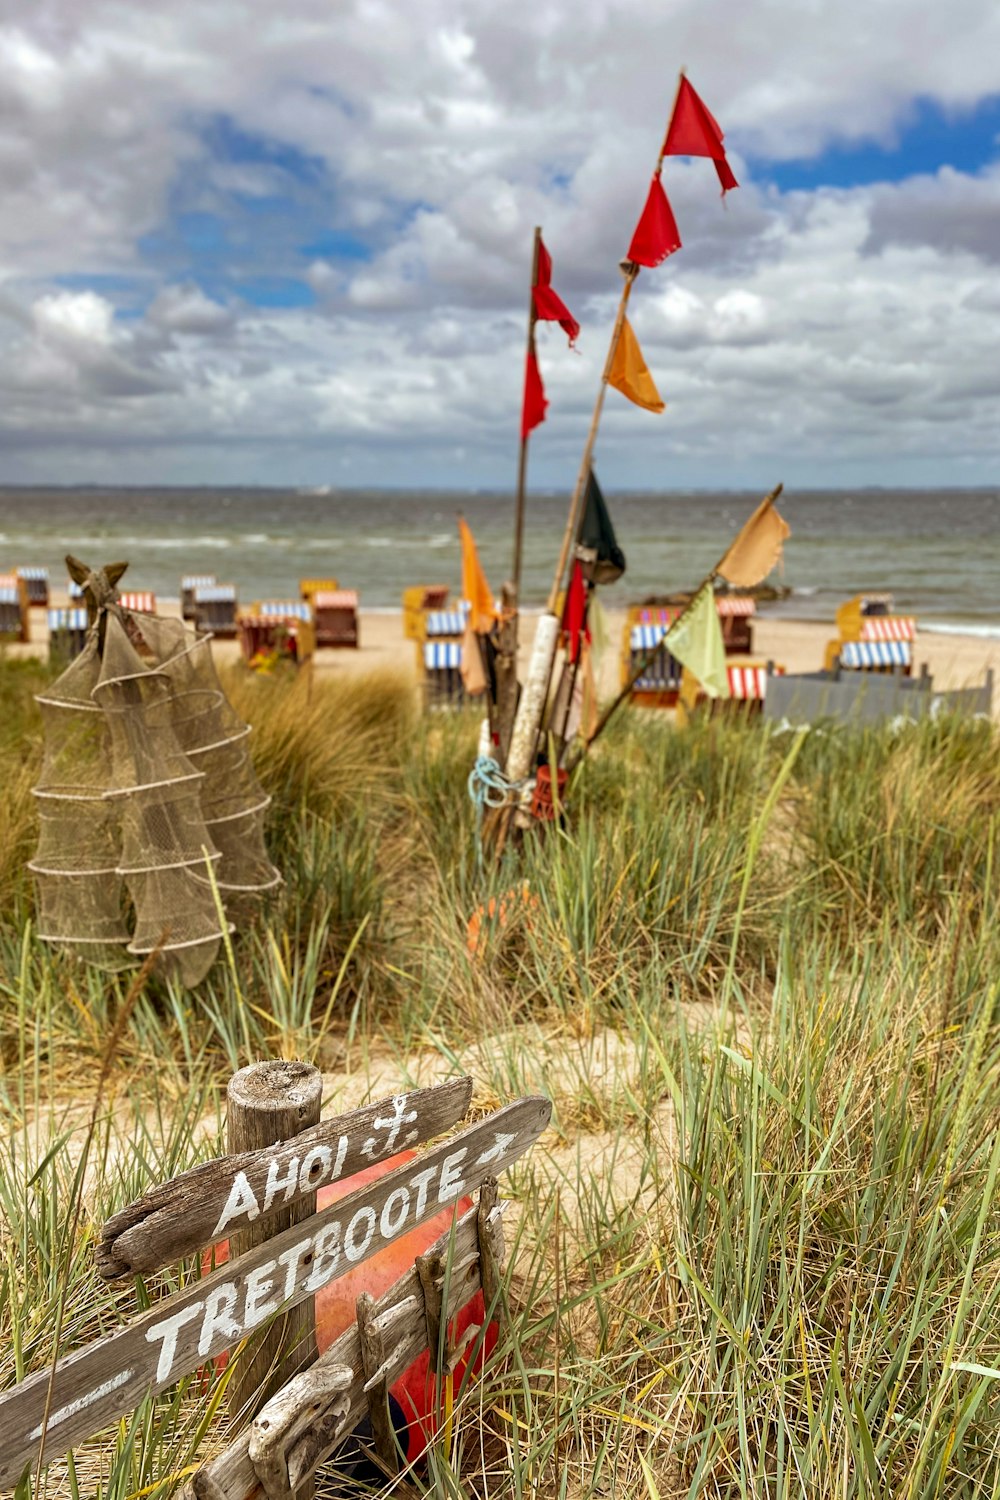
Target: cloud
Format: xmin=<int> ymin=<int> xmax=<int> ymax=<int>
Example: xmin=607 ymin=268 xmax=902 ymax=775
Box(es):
xmin=0 ymin=0 xmax=997 ymax=482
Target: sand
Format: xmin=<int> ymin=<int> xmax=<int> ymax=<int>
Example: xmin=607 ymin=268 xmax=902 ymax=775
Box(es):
xmin=10 ymin=599 xmax=998 ymax=710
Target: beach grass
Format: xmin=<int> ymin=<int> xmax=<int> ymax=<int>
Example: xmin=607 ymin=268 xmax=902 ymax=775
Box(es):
xmin=0 ymin=656 xmax=998 ymax=1498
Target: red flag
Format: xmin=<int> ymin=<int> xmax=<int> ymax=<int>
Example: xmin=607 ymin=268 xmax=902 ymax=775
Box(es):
xmin=561 ymin=559 xmax=589 ymax=663
xmin=521 ymin=347 xmax=548 ymax=438
xmin=533 ymin=237 xmax=579 ymax=344
xmin=627 ymin=172 xmax=682 ymax=267
xmin=662 ymin=76 xmax=739 ymax=194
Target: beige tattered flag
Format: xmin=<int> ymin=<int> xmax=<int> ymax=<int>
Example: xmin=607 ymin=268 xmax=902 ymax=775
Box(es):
xmin=716 ymin=488 xmax=791 ymax=588
xmin=460 ymin=622 xmax=488 ymax=695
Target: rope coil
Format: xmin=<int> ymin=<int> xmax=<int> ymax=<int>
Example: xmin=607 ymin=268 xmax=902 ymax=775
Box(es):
xmin=467 ymin=755 xmax=514 ymax=812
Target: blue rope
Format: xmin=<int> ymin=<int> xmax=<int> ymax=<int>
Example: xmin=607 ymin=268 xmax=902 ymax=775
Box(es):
xmin=467 ymin=755 xmax=514 ymax=866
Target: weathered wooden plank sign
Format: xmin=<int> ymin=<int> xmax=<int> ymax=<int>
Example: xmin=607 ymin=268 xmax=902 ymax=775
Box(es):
xmin=98 ymin=1077 xmax=474 ymax=1280
xmin=0 ymin=1094 xmax=550 ymax=1492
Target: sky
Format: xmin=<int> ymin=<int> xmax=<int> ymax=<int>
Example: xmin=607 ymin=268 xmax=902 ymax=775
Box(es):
xmin=0 ymin=0 xmax=998 ymax=490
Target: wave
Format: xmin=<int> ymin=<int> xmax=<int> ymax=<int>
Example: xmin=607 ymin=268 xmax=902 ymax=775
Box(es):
xmin=921 ymin=621 xmax=1000 ymax=641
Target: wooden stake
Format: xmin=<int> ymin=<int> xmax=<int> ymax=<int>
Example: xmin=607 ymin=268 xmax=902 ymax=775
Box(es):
xmin=226 ymin=1061 xmax=323 ymax=1433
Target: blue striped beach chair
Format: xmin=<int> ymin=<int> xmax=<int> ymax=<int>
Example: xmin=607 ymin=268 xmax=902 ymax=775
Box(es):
xmin=423 ymin=639 xmax=465 ymax=708
xmin=17 ymin=566 xmax=49 ymax=607
xmin=193 ymin=582 xmax=238 ymax=636
xmin=838 ymin=639 xmax=912 ymax=674
xmin=0 ymin=575 xmax=29 ymax=642
xmin=47 ymin=607 xmax=89 ymax=663
xmin=181 ymin=574 xmax=217 ymax=621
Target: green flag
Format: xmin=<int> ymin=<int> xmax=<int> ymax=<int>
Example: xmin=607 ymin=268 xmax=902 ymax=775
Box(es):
xmin=665 ymin=583 xmax=730 ymax=698
xmin=578 ymin=468 xmax=626 ymax=584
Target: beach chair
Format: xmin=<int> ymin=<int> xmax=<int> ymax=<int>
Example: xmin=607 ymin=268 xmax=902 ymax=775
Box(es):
xmin=620 ymin=606 xmax=684 ymax=707
xmin=677 ymin=660 xmax=783 ymax=725
xmin=403 ymin=584 xmax=451 ymax=641
xmin=181 ymin=574 xmax=217 ymax=622
xmin=47 ymin=607 xmax=89 ymax=665
xmin=119 ymin=590 xmax=157 ymax=616
xmin=0 ymin=574 xmax=30 ymax=642
xmin=238 ymin=602 xmax=316 ymax=665
xmin=715 ymin=593 xmax=756 ymax=653
xmin=299 ymin=578 xmax=339 ymax=606
xmin=836 ymin=639 xmax=913 ymax=675
xmin=825 ymin=593 xmax=917 ymax=674
xmin=423 ymin=640 xmax=465 ymax=708
xmin=313 ymin=589 xmax=360 ymax=648
xmin=17 ymin=566 xmax=49 ymax=607
xmin=192 ymin=582 xmax=238 ymax=637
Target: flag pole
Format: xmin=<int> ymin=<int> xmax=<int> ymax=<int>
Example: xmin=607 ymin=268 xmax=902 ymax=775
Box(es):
xmin=545 ymin=266 xmax=638 ymax=616
xmin=546 ymin=68 xmax=687 ymax=617
xmin=568 ymin=484 xmax=783 ymax=766
xmin=497 ymin=74 xmax=687 ymax=838
xmin=513 ymin=226 xmax=542 ymax=601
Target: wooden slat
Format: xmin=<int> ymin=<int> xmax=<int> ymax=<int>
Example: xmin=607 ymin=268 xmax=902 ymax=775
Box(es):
xmin=0 ymin=1097 xmax=548 ymax=1491
xmin=97 ymin=1078 xmax=474 ymax=1280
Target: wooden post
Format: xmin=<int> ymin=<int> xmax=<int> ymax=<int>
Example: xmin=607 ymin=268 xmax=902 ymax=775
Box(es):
xmin=226 ymin=1061 xmax=323 ymax=1426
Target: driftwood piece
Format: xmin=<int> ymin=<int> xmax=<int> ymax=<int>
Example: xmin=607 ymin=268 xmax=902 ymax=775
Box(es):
xmin=355 ymin=1292 xmax=397 ymax=1470
xmin=248 ymin=1364 xmax=353 ymax=1500
xmin=193 ymin=1197 xmax=506 ymax=1500
xmin=226 ymin=1063 xmax=322 ymax=1430
xmin=0 ymin=1096 xmax=548 ymax=1492
xmin=97 ymin=1077 xmax=474 ymax=1280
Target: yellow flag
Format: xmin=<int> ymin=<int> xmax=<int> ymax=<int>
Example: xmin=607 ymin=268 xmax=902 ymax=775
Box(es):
xmin=607 ymin=318 xmax=664 ymax=413
xmin=716 ymin=493 xmax=791 ymax=588
xmin=664 ymin=582 xmax=729 ymax=698
xmin=458 ymin=516 xmax=496 ymax=633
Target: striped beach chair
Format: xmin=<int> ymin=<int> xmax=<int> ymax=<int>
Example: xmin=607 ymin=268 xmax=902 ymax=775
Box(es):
xmin=47 ymin=606 xmax=89 ymax=664
xmin=403 ymin=584 xmax=451 ymax=641
xmin=17 ymin=566 xmax=49 ymax=607
xmin=238 ymin=602 xmax=316 ymax=665
xmin=119 ymin=590 xmax=157 ymax=615
xmin=181 ymin=574 xmax=217 ymax=621
xmin=423 ymin=639 xmax=465 ymax=708
xmin=193 ymin=582 xmax=238 ymax=637
xmin=0 ymin=574 xmax=30 ymax=642
xmin=838 ymin=640 xmax=912 ymax=673
xmin=313 ymin=589 xmax=359 ymax=648
xmin=715 ymin=593 xmax=756 ymax=653
xmin=620 ymin=607 xmax=684 ymax=707
xmin=299 ymin=578 xmax=339 ymax=606
xmin=826 ymin=593 xmax=917 ymax=674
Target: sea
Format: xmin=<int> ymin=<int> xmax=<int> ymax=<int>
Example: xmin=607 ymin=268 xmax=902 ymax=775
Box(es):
xmin=1 ymin=487 xmax=997 ymax=633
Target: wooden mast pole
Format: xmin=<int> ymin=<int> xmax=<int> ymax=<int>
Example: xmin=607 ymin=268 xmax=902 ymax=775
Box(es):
xmin=497 ymin=73 xmax=687 ymax=828
xmin=513 ymin=226 xmax=542 ymax=602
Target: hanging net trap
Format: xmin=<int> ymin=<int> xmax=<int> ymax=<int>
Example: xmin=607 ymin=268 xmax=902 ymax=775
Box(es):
xmin=29 ymin=556 xmax=281 ymax=987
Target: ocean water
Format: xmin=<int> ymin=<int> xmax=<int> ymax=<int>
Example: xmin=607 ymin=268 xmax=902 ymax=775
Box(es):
xmin=0 ymin=486 xmax=997 ymax=630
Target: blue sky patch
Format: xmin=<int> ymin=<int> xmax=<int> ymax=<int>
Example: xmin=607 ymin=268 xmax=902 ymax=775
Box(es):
xmin=751 ymin=94 xmax=1000 ymax=190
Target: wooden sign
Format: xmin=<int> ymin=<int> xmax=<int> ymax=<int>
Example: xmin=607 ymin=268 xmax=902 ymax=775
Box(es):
xmin=97 ymin=1077 xmax=474 ymax=1280
xmin=188 ymin=1193 xmax=505 ymax=1500
xmin=0 ymin=1095 xmax=550 ymax=1492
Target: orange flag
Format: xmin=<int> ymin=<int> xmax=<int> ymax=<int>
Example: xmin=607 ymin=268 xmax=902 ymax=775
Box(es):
xmin=716 ymin=493 xmax=791 ymax=588
xmin=458 ymin=515 xmax=496 ymax=634
xmin=607 ymin=319 xmax=664 ymax=413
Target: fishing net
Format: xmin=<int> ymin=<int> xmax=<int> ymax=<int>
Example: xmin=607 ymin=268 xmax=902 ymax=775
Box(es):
xmin=29 ymin=559 xmax=280 ymax=987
